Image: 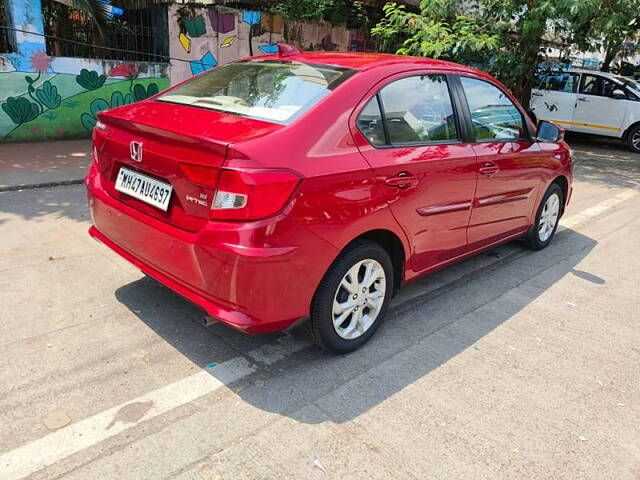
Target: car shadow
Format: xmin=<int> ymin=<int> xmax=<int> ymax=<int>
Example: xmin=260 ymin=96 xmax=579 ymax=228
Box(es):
xmin=115 ymin=228 xmax=597 ymax=424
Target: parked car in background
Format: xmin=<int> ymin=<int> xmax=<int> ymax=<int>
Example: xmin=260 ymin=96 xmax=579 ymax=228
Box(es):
xmin=531 ymin=68 xmax=640 ymax=152
xmin=86 ymin=48 xmax=572 ymax=353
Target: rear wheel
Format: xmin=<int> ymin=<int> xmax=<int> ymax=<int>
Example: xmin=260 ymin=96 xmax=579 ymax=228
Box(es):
xmin=310 ymin=240 xmax=393 ymax=354
xmin=524 ymin=183 xmax=563 ymax=250
xmin=627 ymin=124 xmax=640 ymax=153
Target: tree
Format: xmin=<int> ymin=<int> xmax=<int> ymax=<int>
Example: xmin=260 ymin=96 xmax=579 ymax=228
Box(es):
xmin=272 ymin=0 xmax=367 ymax=28
xmin=373 ymin=0 xmax=581 ymax=109
xmin=68 ymin=0 xmax=114 ymax=37
xmin=568 ymin=0 xmax=640 ymax=72
xmin=372 ymin=2 xmax=499 ymax=63
xmin=68 ymin=0 xmax=153 ymax=37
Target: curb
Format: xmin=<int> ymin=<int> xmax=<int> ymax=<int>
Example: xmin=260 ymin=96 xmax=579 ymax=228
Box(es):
xmin=0 ymin=179 xmax=84 ymax=193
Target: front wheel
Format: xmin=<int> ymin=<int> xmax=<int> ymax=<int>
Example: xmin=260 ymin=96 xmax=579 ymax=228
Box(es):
xmin=524 ymin=183 xmax=563 ymax=250
xmin=627 ymin=124 xmax=640 ymax=153
xmin=310 ymin=240 xmax=393 ymax=354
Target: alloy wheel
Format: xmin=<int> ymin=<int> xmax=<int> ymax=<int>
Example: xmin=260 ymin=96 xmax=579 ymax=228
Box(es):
xmin=538 ymin=192 xmax=560 ymax=242
xmin=632 ymin=130 xmax=640 ymax=151
xmin=332 ymin=259 xmax=386 ymax=340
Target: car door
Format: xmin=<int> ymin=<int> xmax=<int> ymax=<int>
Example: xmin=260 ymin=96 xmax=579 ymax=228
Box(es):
xmin=455 ymin=75 xmax=547 ymax=247
xmin=352 ymin=72 xmax=477 ymax=274
xmin=530 ymin=71 xmax=580 ymax=127
xmin=572 ymin=74 xmax=626 ymax=137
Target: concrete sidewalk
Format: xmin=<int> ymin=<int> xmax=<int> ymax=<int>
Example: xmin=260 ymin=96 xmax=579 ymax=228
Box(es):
xmin=0 ymin=139 xmax=92 ymax=192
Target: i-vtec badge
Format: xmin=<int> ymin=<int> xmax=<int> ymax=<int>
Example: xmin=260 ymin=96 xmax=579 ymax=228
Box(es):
xmin=186 ymin=194 xmax=208 ymax=207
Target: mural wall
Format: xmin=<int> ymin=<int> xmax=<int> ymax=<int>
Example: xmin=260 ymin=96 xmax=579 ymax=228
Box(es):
xmin=0 ymin=0 xmax=353 ymax=143
xmin=0 ymin=0 xmax=169 ymax=142
xmin=167 ymin=5 xmax=351 ymax=84
xmin=0 ymin=56 xmax=169 ymax=142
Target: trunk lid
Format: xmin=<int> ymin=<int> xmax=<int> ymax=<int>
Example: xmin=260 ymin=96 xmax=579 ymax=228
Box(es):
xmin=94 ymin=100 xmax=283 ymax=231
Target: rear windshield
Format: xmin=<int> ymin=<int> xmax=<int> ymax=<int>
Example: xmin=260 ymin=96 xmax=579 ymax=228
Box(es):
xmin=157 ymin=60 xmax=356 ymax=124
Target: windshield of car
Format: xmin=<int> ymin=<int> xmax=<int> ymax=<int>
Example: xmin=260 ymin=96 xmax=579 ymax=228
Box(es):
xmin=157 ymin=60 xmax=356 ymax=124
xmin=615 ymin=75 xmax=640 ymax=93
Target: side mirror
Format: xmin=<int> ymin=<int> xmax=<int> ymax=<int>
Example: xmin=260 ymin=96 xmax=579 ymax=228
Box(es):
xmin=612 ymin=89 xmax=626 ymax=99
xmin=536 ymin=120 xmax=564 ymax=143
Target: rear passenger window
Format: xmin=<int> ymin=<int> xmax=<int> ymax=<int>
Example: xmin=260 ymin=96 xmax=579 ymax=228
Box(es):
xmin=460 ymin=77 xmax=525 ymax=141
xmin=356 ymin=97 xmax=385 ymax=146
xmin=378 ymin=75 xmax=458 ymax=144
xmin=536 ymin=72 xmax=579 ymax=93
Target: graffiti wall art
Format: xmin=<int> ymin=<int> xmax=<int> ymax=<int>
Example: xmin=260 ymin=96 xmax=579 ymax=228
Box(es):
xmin=0 ymin=50 xmax=169 ymax=142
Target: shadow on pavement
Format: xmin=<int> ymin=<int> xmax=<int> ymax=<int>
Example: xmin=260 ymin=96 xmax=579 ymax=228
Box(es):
xmin=115 ymin=227 xmax=597 ymax=424
xmin=0 ymin=184 xmax=89 ymax=226
xmin=566 ymin=133 xmax=640 ymax=190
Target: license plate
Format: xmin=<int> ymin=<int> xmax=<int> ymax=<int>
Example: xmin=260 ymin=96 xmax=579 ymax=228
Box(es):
xmin=115 ymin=167 xmax=173 ymax=211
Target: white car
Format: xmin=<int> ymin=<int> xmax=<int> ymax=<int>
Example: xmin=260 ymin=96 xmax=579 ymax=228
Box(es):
xmin=530 ymin=68 xmax=640 ymax=152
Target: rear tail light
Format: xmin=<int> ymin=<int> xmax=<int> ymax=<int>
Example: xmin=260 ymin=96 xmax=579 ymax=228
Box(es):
xmin=179 ymin=163 xmax=220 ymax=188
xmin=211 ymin=169 xmax=301 ymax=220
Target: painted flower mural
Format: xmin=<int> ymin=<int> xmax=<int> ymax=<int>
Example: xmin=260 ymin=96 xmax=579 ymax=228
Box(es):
xmin=29 ymin=51 xmax=53 ymax=73
xmin=109 ymin=63 xmax=140 ymax=78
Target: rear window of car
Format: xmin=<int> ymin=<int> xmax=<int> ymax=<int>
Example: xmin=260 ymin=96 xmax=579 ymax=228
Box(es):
xmin=157 ymin=60 xmax=356 ymax=124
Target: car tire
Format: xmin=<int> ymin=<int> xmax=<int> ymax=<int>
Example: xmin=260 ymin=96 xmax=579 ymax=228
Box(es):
xmin=523 ymin=183 xmax=563 ymax=250
xmin=627 ymin=124 xmax=640 ymax=153
xmin=310 ymin=240 xmax=394 ymax=354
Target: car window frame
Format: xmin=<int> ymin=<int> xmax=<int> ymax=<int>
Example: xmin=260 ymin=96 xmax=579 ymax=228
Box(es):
xmin=536 ymin=71 xmax=580 ymax=94
xmin=354 ymin=72 xmax=467 ymax=149
xmin=354 ymin=94 xmax=387 ymax=147
xmin=451 ymin=74 xmax=534 ymax=144
xmin=579 ymin=73 xmax=626 ymax=99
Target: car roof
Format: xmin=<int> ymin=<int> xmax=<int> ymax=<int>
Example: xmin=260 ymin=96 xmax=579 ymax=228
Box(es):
xmin=249 ymin=51 xmax=485 ymax=75
xmin=550 ymin=68 xmax=618 ymax=79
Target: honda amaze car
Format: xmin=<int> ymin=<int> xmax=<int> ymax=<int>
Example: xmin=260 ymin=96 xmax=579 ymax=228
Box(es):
xmin=85 ymin=46 xmax=572 ymax=353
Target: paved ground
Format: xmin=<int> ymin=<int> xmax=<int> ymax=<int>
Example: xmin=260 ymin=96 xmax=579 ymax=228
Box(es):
xmin=0 ymin=134 xmax=639 ymax=479
xmin=0 ymin=139 xmax=91 ymax=191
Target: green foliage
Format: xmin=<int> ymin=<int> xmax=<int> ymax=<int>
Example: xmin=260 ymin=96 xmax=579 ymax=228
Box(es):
xmin=567 ymin=0 xmax=640 ymax=71
xmin=76 ymin=69 xmax=107 ymax=91
xmin=273 ymin=0 xmax=367 ymax=28
xmin=80 ymin=90 xmax=136 ymax=131
xmin=372 ymin=0 xmax=584 ymax=108
xmin=1 ymin=97 xmax=40 ymax=125
xmin=35 ymin=81 xmax=62 ymax=109
xmin=372 ymin=2 xmax=499 ymax=61
xmin=611 ymin=61 xmax=639 ymax=77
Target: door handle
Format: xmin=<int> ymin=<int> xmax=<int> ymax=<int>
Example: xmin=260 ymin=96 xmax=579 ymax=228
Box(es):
xmin=385 ymin=172 xmax=418 ymax=189
xmin=479 ymin=161 xmax=499 ymax=176
xmin=577 ymin=97 xmax=589 ymax=102
xmin=531 ymin=92 xmax=543 ymax=97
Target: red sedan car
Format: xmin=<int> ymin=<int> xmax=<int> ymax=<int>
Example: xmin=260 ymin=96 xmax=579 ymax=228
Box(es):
xmin=86 ymin=48 xmax=572 ymax=353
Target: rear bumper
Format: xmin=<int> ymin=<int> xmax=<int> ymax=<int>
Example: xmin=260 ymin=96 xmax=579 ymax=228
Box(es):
xmin=86 ymin=165 xmax=337 ymax=334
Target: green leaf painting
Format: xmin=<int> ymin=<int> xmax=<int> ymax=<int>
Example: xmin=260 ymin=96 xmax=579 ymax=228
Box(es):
xmin=76 ymin=69 xmax=107 ymax=91
xmin=2 ymin=97 xmax=40 ymax=125
xmin=79 ymin=90 xmax=137 ymax=131
xmin=132 ymin=82 xmax=160 ymax=101
xmin=35 ymin=81 xmax=62 ymax=109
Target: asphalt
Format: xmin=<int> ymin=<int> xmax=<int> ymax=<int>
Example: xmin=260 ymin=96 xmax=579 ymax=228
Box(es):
xmin=0 ymin=133 xmax=639 ymax=479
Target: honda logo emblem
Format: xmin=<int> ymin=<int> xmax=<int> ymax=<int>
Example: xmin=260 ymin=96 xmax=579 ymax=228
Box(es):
xmin=130 ymin=141 xmax=143 ymax=162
